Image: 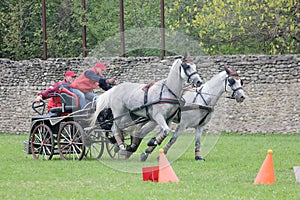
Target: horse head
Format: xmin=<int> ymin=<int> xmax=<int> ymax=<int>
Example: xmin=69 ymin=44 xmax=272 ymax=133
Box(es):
xmin=224 ymin=66 xmax=245 ymax=103
xmin=180 ymin=52 xmax=203 ymax=87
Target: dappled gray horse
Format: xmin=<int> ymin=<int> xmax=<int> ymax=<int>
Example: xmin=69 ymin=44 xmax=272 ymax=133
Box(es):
xmin=91 ymin=53 xmax=202 ymax=156
xmin=139 ymin=66 xmax=245 ymax=161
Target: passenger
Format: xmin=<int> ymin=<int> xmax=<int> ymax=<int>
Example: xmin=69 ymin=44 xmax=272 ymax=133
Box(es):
xmin=34 ymin=71 xmax=77 ymax=111
xmin=70 ymin=62 xmax=116 ymax=109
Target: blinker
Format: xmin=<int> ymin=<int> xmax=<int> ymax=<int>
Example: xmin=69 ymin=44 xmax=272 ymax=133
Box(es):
xmin=181 ymin=63 xmax=189 ymax=70
xmin=228 ymin=78 xmax=235 ymax=86
xmin=228 ymin=78 xmax=244 ymax=86
xmin=240 ymin=79 xmax=244 ymax=86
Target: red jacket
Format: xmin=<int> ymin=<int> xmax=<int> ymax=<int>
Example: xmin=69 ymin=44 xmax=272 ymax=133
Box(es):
xmin=70 ymin=68 xmax=99 ymax=93
xmin=39 ymin=80 xmax=68 ymax=111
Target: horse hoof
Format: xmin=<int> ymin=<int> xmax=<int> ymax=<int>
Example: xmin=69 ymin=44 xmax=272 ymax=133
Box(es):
xmin=126 ymin=152 xmax=133 ymax=159
xmin=195 ymin=156 xmax=205 ymax=161
xmin=114 ymin=144 xmax=120 ymax=153
xmin=147 ymin=137 xmax=157 ymax=146
xmin=140 ymin=153 xmax=148 ymax=162
xmin=119 ymin=150 xmax=128 ymax=160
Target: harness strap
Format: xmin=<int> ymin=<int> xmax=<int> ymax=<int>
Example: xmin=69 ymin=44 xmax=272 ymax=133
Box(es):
xmin=198 ymin=112 xmax=210 ymax=126
xmin=166 ymin=107 xmax=181 ymax=124
xmin=158 ymin=98 xmax=180 ymax=104
xmin=142 ymin=82 xmax=180 ymax=119
xmin=225 ymin=77 xmax=228 ymax=92
xmin=181 ymin=104 xmax=214 ymax=112
xmin=144 ymin=83 xmax=152 ymax=120
xmin=183 ymin=86 xmax=212 ymax=126
xmin=160 ymin=82 xmax=178 ymax=101
xmin=111 ymin=81 xmax=182 ymax=127
xmin=193 ymin=86 xmax=209 ymax=106
xmin=187 ymin=71 xmax=198 ymax=83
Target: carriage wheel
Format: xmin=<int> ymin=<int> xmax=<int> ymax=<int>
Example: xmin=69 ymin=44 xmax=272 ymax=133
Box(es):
xmin=31 ymin=124 xmax=54 ymax=160
xmin=84 ymin=128 xmax=105 ymax=159
xmin=105 ymin=131 xmax=119 ymax=159
xmin=57 ymin=121 xmax=85 ymax=161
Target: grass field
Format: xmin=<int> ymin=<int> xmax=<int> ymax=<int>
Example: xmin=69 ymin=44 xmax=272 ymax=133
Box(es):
xmin=0 ymin=133 xmax=299 ymax=200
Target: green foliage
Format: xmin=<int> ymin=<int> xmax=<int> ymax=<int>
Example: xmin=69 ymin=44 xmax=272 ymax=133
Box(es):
xmin=0 ymin=1 xmax=43 ymax=60
xmin=167 ymin=0 xmax=300 ymax=55
xmin=0 ymin=0 xmax=299 ymax=60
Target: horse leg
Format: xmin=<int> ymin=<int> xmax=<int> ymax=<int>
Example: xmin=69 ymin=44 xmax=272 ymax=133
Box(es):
xmin=141 ymin=128 xmax=166 ymax=162
xmin=129 ymin=121 xmax=158 ymax=162
xmin=195 ymin=126 xmax=205 ymax=161
xmin=126 ymin=136 xmax=142 ymax=152
xmin=127 ymin=121 xmax=155 ymax=152
xmin=141 ymin=119 xmax=171 ymax=162
xmin=111 ymin=123 xmax=127 ymax=159
xmin=130 ymin=121 xmax=156 ymax=152
xmin=147 ymin=114 xmax=171 ymax=146
xmin=147 ymin=128 xmax=165 ymax=146
xmin=163 ymin=124 xmax=185 ymax=155
xmin=125 ymin=134 xmax=143 ymax=159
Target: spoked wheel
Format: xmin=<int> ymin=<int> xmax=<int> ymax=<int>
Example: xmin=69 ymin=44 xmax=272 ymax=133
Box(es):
xmin=105 ymin=131 xmax=119 ymax=159
xmin=31 ymin=124 xmax=54 ymax=160
xmin=57 ymin=121 xmax=85 ymax=161
xmin=84 ymin=128 xmax=105 ymax=159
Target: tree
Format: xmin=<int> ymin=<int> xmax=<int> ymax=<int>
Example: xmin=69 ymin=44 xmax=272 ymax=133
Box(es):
xmin=1 ymin=0 xmax=298 ymax=60
xmin=166 ymin=0 xmax=300 ymax=54
xmin=0 ymin=1 xmax=43 ymax=60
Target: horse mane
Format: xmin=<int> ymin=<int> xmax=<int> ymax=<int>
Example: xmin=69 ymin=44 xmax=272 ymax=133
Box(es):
xmin=202 ymin=71 xmax=227 ymax=89
xmin=170 ymin=59 xmax=182 ymax=69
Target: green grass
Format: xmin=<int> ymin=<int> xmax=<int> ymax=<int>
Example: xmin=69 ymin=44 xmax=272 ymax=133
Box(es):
xmin=1 ymin=133 xmax=300 ymax=200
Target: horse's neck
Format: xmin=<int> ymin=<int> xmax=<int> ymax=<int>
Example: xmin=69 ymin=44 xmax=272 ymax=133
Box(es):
xmin=165 ymin=61 xmax=183 ymax=97
xmin=200 ymin=71 xmax=227 ymax=106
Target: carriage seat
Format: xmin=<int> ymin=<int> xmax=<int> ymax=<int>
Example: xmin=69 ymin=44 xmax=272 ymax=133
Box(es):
xmin=48 ymin=88 xmax=80 ymax=116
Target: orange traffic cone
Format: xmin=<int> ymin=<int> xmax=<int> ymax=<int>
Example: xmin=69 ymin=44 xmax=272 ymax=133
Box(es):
xmin=158 ymin=149 xmax=179 ymax=183
xmin=254 ymin=149 xmax=275 ymax=185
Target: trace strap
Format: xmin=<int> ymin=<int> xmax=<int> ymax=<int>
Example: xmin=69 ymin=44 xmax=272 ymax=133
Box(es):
xmin=181 ymin=87 xmax=213 ymax=126
xmin=141 ymin=81 xmax=180 ymax=121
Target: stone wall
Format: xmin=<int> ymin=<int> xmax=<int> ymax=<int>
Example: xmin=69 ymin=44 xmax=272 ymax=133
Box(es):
xmin=0 ymin=54 xmax=299 ymax=134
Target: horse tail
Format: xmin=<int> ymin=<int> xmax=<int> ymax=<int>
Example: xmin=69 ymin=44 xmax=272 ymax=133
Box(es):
xmin=91 ymin=87 xmax=115 ymax=126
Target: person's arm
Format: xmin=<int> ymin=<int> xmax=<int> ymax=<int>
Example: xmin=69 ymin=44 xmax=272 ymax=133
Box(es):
xmin=85 ymin=70 xmax=115 ymax=91
xmin=38 ymin=82 xmax=60 ymax=99
xmin=59 ymin=82 xmax=71 ymax=90
xmin=98 ymin=77 xmax=112 ymax=91
xmin=85 ymin=70 xmax=102 ymax=82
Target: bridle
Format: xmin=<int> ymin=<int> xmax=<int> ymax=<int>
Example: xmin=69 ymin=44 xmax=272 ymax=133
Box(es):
xmin=180 ymin=62 xmax=200 ymax=84
xmin=225 ymin=76 xmax=244 ymax=99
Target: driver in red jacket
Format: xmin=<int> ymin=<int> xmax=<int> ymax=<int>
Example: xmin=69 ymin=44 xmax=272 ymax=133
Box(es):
xmin=70 ymin=62 xmax=116 ymax=109
xmin=34 ymin=71 xmax=77 ymax=111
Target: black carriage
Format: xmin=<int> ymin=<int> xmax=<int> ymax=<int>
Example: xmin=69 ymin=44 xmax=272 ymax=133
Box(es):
xmin=23 ymin=88 xmax=117 ymax=160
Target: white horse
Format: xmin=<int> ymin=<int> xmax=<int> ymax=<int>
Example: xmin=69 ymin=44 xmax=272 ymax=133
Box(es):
xmin=139 ymin=66 xmax=245 ymax=161
xmin=91 ymin=53 xmax=203 ymax=156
